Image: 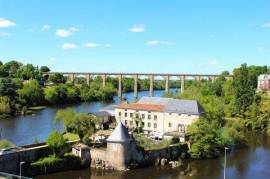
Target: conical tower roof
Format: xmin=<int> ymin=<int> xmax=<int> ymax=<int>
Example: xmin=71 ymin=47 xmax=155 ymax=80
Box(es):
xmin=107 ymin=122 xmax=131 ymax=143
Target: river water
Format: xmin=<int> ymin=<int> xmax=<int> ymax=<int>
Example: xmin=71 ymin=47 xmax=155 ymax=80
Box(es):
xmin=1 ymin=89 xmax=270 ymax=179
xmin=0 ymin=89 xmax=177 ymax=146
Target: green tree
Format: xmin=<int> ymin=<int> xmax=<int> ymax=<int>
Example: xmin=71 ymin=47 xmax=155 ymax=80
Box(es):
xmin=55 ymin=109 xmax=99 ymax=140
xmin=17 ymin=80 xmax=44 ymax=106
xmin=187 ymin=118 xmax=223 ymax=159
xmin=48 ymin=73 xmax=67 ymax=84
xmin=0 ymin=96 xmax=11 ymax=115
xmin=233 ymin=63 xmax=255 ymax=117
xmin=39 ymin=66 xmax=50 ymax=73
xmin=46 ymin=131 xmax=66 ymax=156
xmin=0 ymin=139 xmax=14 ymax=149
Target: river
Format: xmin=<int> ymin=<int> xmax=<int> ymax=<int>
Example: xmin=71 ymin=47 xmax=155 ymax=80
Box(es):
xmin=36 ymin=132 xmax=270 ymax=179
xmin=1 ymin=89 xmax=270 ymax=179
xmin=0 ymin=89 xmax=178 ymax=146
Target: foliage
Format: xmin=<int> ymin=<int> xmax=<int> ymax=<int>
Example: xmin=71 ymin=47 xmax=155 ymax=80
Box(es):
xmin=233 ymin=63 xmax=255 ymax=117
xmin=0 ymin=139 xmax=14 ymax=149
xmin=40 ymin=66 xmax=50 ymax=73
xmin=30 ymin=153 xmax=82 ymax=172
xmin=63 ymin=133 xmax=79 ymax=141
xmin=17 ymin=80 xmax=44 ymax=106
xmin=0 ymin=96 xmax=11 ymax=115
xmin=46 ymin=131 xmax=66 ymax=156
xmin=134 ymin=133 xmax=176 ymax=150
xmin=187 ymin=118 xmax=223 ymax=159
xmin=55 ymin=109 xmax=100 ymax=139
xmin=48 ymin=73 xmax=67 ymax=84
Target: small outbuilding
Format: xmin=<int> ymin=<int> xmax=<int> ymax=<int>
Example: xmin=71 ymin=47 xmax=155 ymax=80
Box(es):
xmin=72 ymin=143 xmax=90 ymax=162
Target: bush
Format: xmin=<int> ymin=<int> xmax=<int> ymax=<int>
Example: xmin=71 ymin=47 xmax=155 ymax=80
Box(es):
xmin=0 ymin=139 xmax=14 ymax=149
xmin=46 ymin=131 xmax=66 ymax=156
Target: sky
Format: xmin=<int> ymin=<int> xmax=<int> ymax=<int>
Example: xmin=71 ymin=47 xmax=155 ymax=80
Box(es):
xmin=0 ymin=0 xmax=270 ymax=74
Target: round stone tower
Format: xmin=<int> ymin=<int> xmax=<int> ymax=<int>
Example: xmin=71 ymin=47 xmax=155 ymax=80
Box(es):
xmin=106 ymin=122 xmax=132 ymax=170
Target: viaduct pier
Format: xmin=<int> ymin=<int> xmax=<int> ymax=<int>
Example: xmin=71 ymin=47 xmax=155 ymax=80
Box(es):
xmin=45 ymin=72 xmax=232 ymax=99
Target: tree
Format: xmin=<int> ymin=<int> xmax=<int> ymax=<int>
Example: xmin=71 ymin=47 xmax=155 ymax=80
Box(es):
xmin=48 ymin=73 xmax=67 ymax=84
xmin=44 ymin=84 xmax=68 ymax=104
xmin=17 ymin=80 xmax=44 ymax=106
xmin=55 ymin=109 xmax=99 ymax=140
xmin=16 ymin=64 xmax=39 ymax=80
xmin=187 ymin=118 xmax=223 ymax=159
xmin=0 ymin=96 xmax=11 ymax=115
xmin=0 ymin=78 xmax=19 ymax=100
xmin=0 ymin=139 xmax=14 ymax=149
xmin=2 ymin=60 xmax=22 ymax=77
xmin=233 ymin=63 xmax=255 ymax=117
xmin=46 ymin=131 xmax=66 ymax=156
xmin=40 ymin=66 xmax=50 ymax=73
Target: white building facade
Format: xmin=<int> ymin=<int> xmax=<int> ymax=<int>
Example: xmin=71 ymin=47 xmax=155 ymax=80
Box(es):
xmin=257 ymin=74 xmax=270 ymax=92
xmin=115 ymin=97 xmax=204 ymax=137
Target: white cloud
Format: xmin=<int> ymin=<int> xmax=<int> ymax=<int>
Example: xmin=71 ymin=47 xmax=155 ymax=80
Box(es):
xmin=128 ymin=24 xmax=145 ymax=32
xmin=146 ymin=40 xmax=176 ymax=46
xmin=61 ymin=43 xmax=77 ymax=49
xmin=209 ymin=60 xmax=217 ymax=65
xmin=49 ymin=57 xmax=56 ymax=61
xmin=0 ymin=31 xmax=11 ymax=37
xmin=42 ymin=25 xmax=51 ymax=31
xmin=55 ymin=27 xmax=79 ymax=37
xmin=0 ymin=18 xmax=16 ymax=28
xmin=262 ymin=22 xmax=270 ymax=28
xmin=84 ymin=42 xmax=112 ymax=48
xmin=56 ymin=29 xmax=71 ymax=37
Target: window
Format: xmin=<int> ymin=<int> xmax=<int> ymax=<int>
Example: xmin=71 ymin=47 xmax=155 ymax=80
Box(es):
xmin=154 ymin=123 xmax=157 ymax=128
xmin=154 ymin=115 xmax=157 ymax=120
xmin=136 ymin=113 xmax=139 ymax=118
xmin=148 ymin=115 xmax=151 ymax=119
xmin=148 ymin=123 xmax=151 ymax=127
xmin=130 ymin=113 xmax=133 ymax=118
xmin=169 ymin=123 xmax=172 ymax=127
xmin=125 ymin=113 xmax=127 ymax=117
xmin=118 ymin=112 xmax=121 ymax=116
xmin=142 ymin=114 xmax=145 ymax=119
xmin=125 ymin=120 xmax=127 ymax=125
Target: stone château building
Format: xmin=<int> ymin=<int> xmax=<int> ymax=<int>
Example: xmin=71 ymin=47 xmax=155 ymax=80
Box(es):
xmin=115 ymin=97 xmax=204 ymax=139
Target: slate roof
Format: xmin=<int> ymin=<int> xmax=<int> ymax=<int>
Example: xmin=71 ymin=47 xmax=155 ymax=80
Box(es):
xmin=107 ymin=122 xmax=131 ymax=143
xmin=137 ymin=97 xmax=204 ymax=115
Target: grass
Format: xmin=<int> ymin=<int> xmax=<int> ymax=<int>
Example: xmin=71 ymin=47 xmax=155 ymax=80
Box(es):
xmin=0 ymin=139 xmax=14 ymax=149
xmin=31 ymin=154 xmax=62 ymax=167
xmin=63 ymin=133 xmax=79 ymax=141
xmin=134 ymin=133 xmax=174 ymax=150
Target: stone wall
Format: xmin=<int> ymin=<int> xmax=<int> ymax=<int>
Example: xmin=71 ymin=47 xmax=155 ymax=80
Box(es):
xmin=0 ymin=141 xmax=78 ymax=175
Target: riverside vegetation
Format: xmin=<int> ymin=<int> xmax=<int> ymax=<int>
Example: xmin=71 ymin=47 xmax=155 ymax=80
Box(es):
xmin=165 ymin=63 xmax=270 ymax=159
xmin=0 ymin=60 xmax=180 ymax=120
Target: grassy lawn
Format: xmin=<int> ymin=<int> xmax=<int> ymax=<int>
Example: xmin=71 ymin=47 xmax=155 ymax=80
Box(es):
xmin=63 ymin=133 xmax=79 ymax=141
xmin=134 ymin=133 xmax=173 ymax=150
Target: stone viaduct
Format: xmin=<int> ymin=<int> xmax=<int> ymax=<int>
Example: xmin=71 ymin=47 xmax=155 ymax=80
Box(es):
xmin=45 ymin=72 xmax=232 ymax=99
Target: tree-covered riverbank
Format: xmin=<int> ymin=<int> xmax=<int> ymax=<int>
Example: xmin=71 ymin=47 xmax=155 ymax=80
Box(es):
xmin=0 ymin=60 xmax=180 ymax=119
xmin=165 ymin=64 xmax=270 ymax=159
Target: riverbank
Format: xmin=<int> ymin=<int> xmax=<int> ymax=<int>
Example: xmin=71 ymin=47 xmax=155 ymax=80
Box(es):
xmin=36 ymin=132 xmax=270 ymax=179
xmin=0 ymin=89 xmax=178 ymax=146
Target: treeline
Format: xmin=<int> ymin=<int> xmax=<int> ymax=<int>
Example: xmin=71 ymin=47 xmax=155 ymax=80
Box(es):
xmin=165 ymin=64 xmax=270 ymax=159
xmin=0 ymin=60 xmax=117 ymax=119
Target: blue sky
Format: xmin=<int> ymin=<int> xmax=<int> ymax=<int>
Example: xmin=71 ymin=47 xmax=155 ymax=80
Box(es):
xmin=0 ymin=0 xmax=270 ymax=74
